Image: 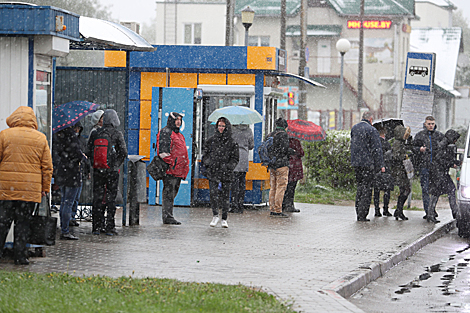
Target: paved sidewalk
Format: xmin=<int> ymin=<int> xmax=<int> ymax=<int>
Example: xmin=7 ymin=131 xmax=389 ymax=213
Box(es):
xmin=0 ymin=202 xmax=455 ymax=312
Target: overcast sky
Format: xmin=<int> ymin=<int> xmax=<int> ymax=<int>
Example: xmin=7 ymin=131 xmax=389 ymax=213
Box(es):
xmin=100 ymin=0 xmax=470 ymax=27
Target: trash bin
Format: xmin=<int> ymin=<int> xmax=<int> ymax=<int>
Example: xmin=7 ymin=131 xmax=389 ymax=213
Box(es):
xmin=127 ymin=155 xmax=147 ymax=225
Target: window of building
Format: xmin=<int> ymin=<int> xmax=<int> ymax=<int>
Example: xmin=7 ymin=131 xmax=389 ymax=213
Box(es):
xmin=248 ymin=36 xmax=270 ymax=47
xmin=184 ymin=23 xmax=202 ymax=44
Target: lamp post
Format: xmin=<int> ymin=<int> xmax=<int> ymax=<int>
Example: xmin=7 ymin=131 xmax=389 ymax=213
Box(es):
xmin=336 ymin=38 xmax=350 ymax=130
xmin=241 ymin=6 xmax=255 ymax=46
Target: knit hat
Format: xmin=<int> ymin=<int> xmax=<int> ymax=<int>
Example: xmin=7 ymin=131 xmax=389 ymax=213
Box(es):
xmin=275 ymin=118 xmax=288 ymax=130
xmin=91 ymin=110 xmax=104 ymax=125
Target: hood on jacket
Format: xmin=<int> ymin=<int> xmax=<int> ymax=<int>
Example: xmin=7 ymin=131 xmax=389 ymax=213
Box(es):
xmin=166 ymin=112 xmax=182 ymax=133
xmin=445 ymin=129 xmax=460 ymax=144
xmin=394 ymin=125 xmax=406 ymax=141
xmin=91 ymin=110 xmax=104 ymax=126
xmin=6 ymin=106 xmax=38 ymax=130
xmin=215 ymin=117 xmax=232 ymax=139
xmin=102 ymin=109 xmax=120 ymax=128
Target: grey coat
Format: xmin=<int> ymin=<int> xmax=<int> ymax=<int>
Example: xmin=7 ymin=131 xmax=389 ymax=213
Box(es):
xmin=232 ymin=125 xmax=254 ymax=172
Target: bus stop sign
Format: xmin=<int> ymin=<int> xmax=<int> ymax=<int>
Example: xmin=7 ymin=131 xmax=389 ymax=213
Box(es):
xmin=404 ymin=52 xmax=436 ymax=92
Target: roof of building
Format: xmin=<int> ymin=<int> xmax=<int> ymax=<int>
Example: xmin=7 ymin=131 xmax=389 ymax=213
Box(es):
xmin=235 ymin=0 xmax=415 ymax=16
xmin=410 ymin=27 xmax=462 ymax=97
xmin=415 ymin=0 xmax=456 ymax=9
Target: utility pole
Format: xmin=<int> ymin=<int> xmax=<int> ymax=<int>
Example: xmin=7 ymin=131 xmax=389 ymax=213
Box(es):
xmin=225 ymin=0 xmax=234 ymax=46
xmin=298 ymin=0 xmax=308 ymax=120
xmin=357 ymin=0 xmax=365 ymax=109
xmin=280 ymin=0 xmax=286 ymax=50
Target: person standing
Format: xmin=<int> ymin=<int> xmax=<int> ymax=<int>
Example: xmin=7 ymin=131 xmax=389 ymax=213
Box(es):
xmin=428 ymin=129 xmax=461 ymax=223
xmin=373 ymin=127 xmax=393 ymax=217
xmin=0 ymin=106 xmax=53 ymax=265
xmin=87 ymin=109 xmax=127 ymax=235
xmin=203 ymin=117 xmax=239 ymax=228
xmin=157 ymin=112 xmax=189 ymax=225
xmin=411 ymin=116 xmax=444 ymax=219
xmin=267 ymin=118 xmax=292 ymax=218
xmin=391 ymin=125 xmax=412 ymax=221
xmin=282 ymin=137 xmax=304 ymax=213
xmin=230 ymin=124 xmax=254 ymax=214
xmin=53 ymin=122 xmax=86 ymax=240
xmin=350 ymin=111 xmax=385 ymax=222
xmin=89 ymin=110 xmax=104 ymax=137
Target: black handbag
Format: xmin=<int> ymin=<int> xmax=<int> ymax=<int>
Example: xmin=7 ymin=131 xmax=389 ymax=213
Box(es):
xmin=147 ymin=156 xmax=169 ymax=181
xmin=374 ymin=171 xmax=394 ymax=190
xmin=30 ymin=196 xmax=57 ymax=246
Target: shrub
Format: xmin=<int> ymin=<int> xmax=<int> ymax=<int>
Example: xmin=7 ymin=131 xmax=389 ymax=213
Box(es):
xmin=302 ymin=130 xmax=355 ymax=188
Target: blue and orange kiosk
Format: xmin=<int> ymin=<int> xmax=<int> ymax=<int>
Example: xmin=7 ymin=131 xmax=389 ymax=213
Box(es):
xmin=96 ymin=45 xmax=322 ymax=207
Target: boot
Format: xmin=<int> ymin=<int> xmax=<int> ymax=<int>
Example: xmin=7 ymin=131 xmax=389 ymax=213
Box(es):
xmin=383 ymin=207 xmax=392 ymax=217
xmin=375 ymin=208 xmax=382 ymax=217
xmin=427 ymin=195 xmax=440 ymax=224
xmin=394 ymin=208 xmax=408 ymax=221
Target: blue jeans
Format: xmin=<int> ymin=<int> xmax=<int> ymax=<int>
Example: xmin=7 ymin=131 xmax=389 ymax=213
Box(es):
xmin=60 ymin=186 xmax=80 ymax=234
xmin=419 ymin=168 xmax=430 ymax=215
xmin=71 ymin=184 xmax=82 ymax=221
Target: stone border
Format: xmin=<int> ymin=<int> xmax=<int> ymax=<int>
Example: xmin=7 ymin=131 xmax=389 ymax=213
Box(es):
xmin=322 ymin=220 xmax=456 ymax=299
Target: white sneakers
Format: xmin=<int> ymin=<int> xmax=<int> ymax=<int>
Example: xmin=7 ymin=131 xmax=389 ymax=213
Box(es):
xmin=210 ymin=216 xmax=219 ymax=227
xmin=221 ymin=220 xmax=228 ymax=228
xmin=210 ymin=216 xmax=228 ymax=228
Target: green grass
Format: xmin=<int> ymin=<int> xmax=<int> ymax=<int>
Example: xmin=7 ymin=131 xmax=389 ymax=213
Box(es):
xmin=0 ymin=271 xmax=295 ymax=313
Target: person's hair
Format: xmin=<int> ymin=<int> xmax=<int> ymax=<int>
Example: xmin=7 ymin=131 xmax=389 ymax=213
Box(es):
xmin=362 ymin=111 xmax=373 ymax=120
xmin=425 ymin=116 xmax=435 ymax=122
xmin=379 ymin=128 xmax=386 ymax=136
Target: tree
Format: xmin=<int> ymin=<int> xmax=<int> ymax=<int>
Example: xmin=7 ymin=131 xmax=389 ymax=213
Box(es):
xmin=0 ymin=0 xmax=113 ymax=20
xmin=453 ymin=10 xmax=470 ymax=86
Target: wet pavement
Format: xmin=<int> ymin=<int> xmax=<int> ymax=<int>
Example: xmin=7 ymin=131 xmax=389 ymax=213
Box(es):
xmin=0 ymin=202 xmax=456 ymax=313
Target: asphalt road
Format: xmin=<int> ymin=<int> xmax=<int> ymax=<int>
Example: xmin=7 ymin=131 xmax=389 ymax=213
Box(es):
xmin=349 ymin=228 xmax=470 ymax=313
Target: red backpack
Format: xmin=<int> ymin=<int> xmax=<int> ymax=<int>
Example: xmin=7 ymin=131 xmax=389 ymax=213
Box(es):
xmin=92 ymin=129 xmax=116 ymax=169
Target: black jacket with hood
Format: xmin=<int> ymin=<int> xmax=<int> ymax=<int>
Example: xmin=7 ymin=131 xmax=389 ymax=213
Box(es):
xmin=87 ymin=109 xmax=127 ymax=171
xmin=53 ymin=124 xmax=84 ymax=187
xmin=266 ymin=118 xmax=292 ymax=170
xmin=202 ymin=117 xmax=239 ymax=183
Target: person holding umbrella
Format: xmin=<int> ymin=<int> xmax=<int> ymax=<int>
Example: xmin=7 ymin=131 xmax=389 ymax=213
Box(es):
xmin=203 ymin=117 xmax=239 ymax=228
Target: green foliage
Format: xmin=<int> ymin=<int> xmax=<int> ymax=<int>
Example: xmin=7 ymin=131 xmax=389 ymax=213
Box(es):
xmin=303 ymin=130 xmax=355 ymax=188
xmin=454 ymin=125 xmax=468 ymax=150
xmin=0 ymin=271 xmax=294 ymax=313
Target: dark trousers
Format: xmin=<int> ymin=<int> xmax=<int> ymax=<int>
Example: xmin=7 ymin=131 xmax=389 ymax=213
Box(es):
xmin=231 ymin=172 xmax=247 ymax=212
xmin=354 ymin=167 xmax=374 ymax=220
xmin=283 ymin=180 xmax=298 ymax=210
xmin=209 ymin=180 xmax=230 ymax=221
xmin=0 ymin=201 xmax=35 ymax=260
xmin=419 ymin=168 xmax=430 ymax=215
xmin=396 ymin=184 xmax=411 ymax=212
xmin=92 ymin=169 xmax=119 ymax=232
xmin=373 ymin=188 xmax=390 ymax=210
xmin=162 ymin=175 xmax=182 ymax=222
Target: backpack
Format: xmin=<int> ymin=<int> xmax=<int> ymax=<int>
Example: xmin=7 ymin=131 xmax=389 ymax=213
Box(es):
xmin=92 ymin=129 xmax=116 ymax=169
xmin=258 ymin=131 xmax=280 ymax=167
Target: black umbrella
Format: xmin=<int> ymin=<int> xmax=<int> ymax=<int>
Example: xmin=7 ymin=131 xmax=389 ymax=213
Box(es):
xmin=372 ymin=118 xmax=404 ymax=141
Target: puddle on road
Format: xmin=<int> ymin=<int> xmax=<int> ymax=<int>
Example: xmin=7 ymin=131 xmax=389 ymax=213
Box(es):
xmin=392 ymin=249 xmax=470 ymax=300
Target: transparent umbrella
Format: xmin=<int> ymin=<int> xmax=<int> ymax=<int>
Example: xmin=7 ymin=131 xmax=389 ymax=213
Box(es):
xmin=208 ymin=106 xmax=263 ymax=125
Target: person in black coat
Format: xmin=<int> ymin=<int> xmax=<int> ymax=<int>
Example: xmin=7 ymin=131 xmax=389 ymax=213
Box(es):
xmin=373 ymin=127 xmax=393 ymax=217
xmin=411 ymin=116 xmax=445 ymax=219
xmin=203 ymin=117 xmax=239 ymax=228
xmin=53 ymin=123 xmax=85 ymax=240
xmin=350 ymin=111 xmax=385 ymax=221
xmin=391 ymin=125 xmax=412 ymax=221
xmin=427 ymin=129 xmax=460 ymax=223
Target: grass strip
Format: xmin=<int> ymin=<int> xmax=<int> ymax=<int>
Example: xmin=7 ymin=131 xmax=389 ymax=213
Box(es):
xmin=0 ymin=271 xmax=294 ymax=312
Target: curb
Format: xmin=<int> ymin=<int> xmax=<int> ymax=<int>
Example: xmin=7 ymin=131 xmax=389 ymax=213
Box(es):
xmin=322 ymin=219 xmax=456 ymax=299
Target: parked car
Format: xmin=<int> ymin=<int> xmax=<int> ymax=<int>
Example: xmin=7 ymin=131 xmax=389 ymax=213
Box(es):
xmin=457 ymin=127 xmax=470 ymax=237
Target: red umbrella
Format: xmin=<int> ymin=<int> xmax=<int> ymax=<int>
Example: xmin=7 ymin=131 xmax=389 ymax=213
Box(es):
xmin=287 ymin=119 xmax=326 ymax=142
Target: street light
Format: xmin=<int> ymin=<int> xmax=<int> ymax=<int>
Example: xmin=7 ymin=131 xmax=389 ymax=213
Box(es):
xmin=336 ymin=38 xmax=351 ymax=130
xmin=241 ymin=6 xmax=255 ymax=46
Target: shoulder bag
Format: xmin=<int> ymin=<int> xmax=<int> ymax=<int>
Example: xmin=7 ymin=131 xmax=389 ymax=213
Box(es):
xmin=30 ymin=195 xmax=57 ymax=246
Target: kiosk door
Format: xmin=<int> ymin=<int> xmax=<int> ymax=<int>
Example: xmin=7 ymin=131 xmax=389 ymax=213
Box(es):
xmin=149 ymin=87 xmax=193 ymax=206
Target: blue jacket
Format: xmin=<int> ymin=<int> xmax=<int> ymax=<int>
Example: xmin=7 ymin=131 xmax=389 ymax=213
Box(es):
xmin=350 ymin=119 xmax=384 ymax=170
